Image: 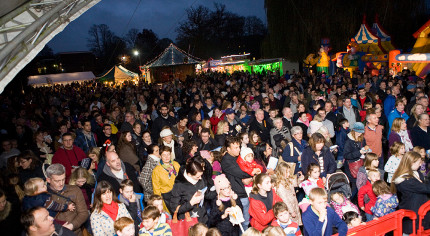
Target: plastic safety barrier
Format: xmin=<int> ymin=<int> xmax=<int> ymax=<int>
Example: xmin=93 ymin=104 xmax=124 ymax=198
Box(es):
xmin=417 ymin=200 xmax=430 ymax=236
xmin=333 ymin=209 xmax=416 ymax=236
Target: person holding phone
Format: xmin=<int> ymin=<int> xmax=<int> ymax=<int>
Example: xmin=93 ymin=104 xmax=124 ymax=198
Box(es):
xmin=170 ymin=156 xmax=217 ymax=224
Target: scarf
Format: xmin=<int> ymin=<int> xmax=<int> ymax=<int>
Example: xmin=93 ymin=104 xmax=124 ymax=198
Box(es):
xmin=163 ymin=140 xmax=176 ymax=161
xmin=102 ymin=201 xmax=119 ymax=221
xmin=276 ymin=127 xmax=290 ymax=139
xmin=184 ymin=170 xmax=199 ymax=185
xmin=398 ymin=130 xmax=413 ymax=151
xmin=149 ymin=154 xmax=160 ymax=162
xmin=298 ymin=118 xmax=309 ymax=127
xmin=160 ymin=159 xmax=177 ymax=179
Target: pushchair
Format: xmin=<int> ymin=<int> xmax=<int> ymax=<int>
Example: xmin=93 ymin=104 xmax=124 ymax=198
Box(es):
xmin=326 ymin=171 xmax=352 ymax=202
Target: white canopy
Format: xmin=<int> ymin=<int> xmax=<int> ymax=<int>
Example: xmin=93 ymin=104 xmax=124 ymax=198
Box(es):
xmin=28 ymin=71 xmax=95 ymax=86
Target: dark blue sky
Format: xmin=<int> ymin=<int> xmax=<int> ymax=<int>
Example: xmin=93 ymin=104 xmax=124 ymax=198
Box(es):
xmin=48 ymin=0 xmax=266 ymax=53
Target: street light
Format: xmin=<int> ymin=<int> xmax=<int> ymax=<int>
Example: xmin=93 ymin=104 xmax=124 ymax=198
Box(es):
xmin=133 ymin=50 xmax=139 ymax=56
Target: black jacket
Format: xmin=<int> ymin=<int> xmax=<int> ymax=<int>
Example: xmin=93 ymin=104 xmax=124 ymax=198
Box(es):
xmin=411 ymin=126 xmax=430 ymax=150
xmin=221 ymin=153 xmax=252 ymax=199
xmin=169 ymin=168 xmax=217 ymax=224
xmin=97 ymin=162 xmax=142 ymax=195
xmin=208 ymin=198 xmax=242 ymax=236
xmin=301 ymin=146 xmax=336 ymax=177
xmin=196 ymin=138 xmax=219 ymax=151
xmin=343 ymin=134 xmax=366 ymax=163
xmin=249 ymin=119 xmax=271 ymax=143
xmin=151 ymin=115 xmax=177 ymax=141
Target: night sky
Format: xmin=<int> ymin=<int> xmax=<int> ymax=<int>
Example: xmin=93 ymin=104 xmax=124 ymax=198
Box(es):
xmin=48 ymin=0 xmax=266 ymax=53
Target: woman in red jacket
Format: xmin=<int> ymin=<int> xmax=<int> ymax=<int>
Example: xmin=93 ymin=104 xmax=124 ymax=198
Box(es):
xmin=249 ymin=173 xmax=282 ymax=231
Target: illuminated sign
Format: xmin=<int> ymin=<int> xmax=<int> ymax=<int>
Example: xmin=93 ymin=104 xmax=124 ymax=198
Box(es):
xmin=395 ymin=53 xmax=430 ymax=62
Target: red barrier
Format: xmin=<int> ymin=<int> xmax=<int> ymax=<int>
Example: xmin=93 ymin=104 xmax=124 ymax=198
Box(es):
xmin=417 ymin=200 xmax=430 ymax=236
xmin=333 ymin=209 xmax=416 ymax=236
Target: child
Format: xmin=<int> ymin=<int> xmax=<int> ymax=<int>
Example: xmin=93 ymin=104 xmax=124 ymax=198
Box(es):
xmin=138 ymin=206 xmax=172 ymax=236
xmin=274 ymin=162 xmax=303 ymax=225
xmin=249 ymin=173 xmax=283 ymax=231
xmin=308 ymin=115 xmax=323 ymax=135
xmin=271 ymin=202 xmax=302 ymax=236
xmin=22 ymin=177 xmax=75 ymax=217
xmin=413 ymin=146 xmax=428 ymax=176
xmin=356 ymin=152 xmax=385 ymax=191
xmin=371 ymin=180 xmax=399 ymax=218
xmin=114 ymin=217 xmax=135 ymax=236
xmin=302 ymin=187 xmax=348 ymax=236
xmin=242 ymin=227 xmax=262 ymax=236
xmin=208 ymin=174 xmax=243 ymax=236
xmin=342 ymin=211 xmax=363 ymax=229
xmin=237 ymin=147 xmax=264 ymax=195
xmin=357 ymin=169 xmax=380 ymax=221
xmin=329 ymin=192 xmax=359 ymax=219
xmin=119 ymin=179 xmax=144 ymax=233
xmin=188 ymin=223 xmax=209 ymax=236
xmin=384 ymin=142 xmax=406 ymax=183
xmin=69 ymin=167 xmax=95 ymax=210
xmin=200 ymin=150 xmax=222 ymax=179
xmin=299 ymin=164 xmax=325 ymax=197
xmin=359 ymin=102 xmax=372 ymax=122
xmin=147 ymin=194 xmax=171 ymax=224
xmin=335 ymin=118 xmax=350 ymax=168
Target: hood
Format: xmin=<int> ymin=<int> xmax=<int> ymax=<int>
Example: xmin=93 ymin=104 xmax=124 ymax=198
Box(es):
xmin=379 ymin=194 xmax=394 ymax=201
xmin=103 ymin=160 xmax=126 ymax=180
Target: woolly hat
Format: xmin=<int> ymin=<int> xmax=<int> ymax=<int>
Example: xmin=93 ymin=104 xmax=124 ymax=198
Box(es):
xmin=240 ymin=147 xmax=254 ymax=161
xmin=160 ymin=128 xmax=173 ymax=138
xmin=214 ymin=174 xmax=230 ymax=195
xmin=79 ymin=158 xmax=92 ymax=170
xmin=200 ymin=150 xmax=211 ymax=160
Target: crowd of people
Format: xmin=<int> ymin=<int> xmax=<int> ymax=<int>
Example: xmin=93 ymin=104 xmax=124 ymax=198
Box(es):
xmin=0 ymin=68 xmax=429 ymax=236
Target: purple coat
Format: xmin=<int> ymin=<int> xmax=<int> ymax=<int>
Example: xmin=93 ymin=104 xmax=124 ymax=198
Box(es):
xmin=388 ymin=131 xmax=412 ymax=156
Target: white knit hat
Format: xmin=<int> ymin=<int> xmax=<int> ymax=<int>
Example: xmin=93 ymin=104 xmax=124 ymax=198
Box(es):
xmin=160 ymin=128 xmax=173 ymax=138
xmin=240 ymin=147 xmax=254 ymax=161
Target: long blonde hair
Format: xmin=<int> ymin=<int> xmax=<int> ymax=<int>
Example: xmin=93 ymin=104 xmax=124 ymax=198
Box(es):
xmin=69 ymin=167 xmax=95 ymax=186
xmin=391 ymin=151 xmax=422 ymax=193
xmin=216 ymin=120 xmax=228 ymax=135
xmin=275 ymin=162 xmax=294 ymax=189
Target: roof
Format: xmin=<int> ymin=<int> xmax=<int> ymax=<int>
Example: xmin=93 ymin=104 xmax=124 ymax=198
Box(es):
xmin=354 ymin=23 xmax=380 ymax=44
xmin=28 ymin=71 xmax=95 ymax=85
xmin=98 ymin=65 xmax=138 ymax=82
xmin=372 ymin=22 xmax=391 ymax=42
xmin=413 ymin=19 xmax=430 ymax=38
xmin=145 ymin=43 xmax=201 ymax=68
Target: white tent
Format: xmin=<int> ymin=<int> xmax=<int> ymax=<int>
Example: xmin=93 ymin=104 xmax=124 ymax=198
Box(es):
xmin=28 ymin=71 xmax=95 ymax=86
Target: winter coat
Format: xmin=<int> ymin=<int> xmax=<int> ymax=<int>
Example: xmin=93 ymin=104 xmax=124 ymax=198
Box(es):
xmin=151 ymin=115 xmax=177 ymax=142
xmin=357 ymin=180 xmax=377 ymax=214
xmin=371 ymin=194 xmax=399 ymax=217
xmin=394 ymin=171 xmax=430 ymax=234
xmin=411 ymin=126 xmax=430 ymax=150
xmin=335 ymin=127 xmax=349 ymax=159
xmin=159 ymin=141 xmax=185 ymax=166
xmin=356 ymin=166 xmax=384 ymax=191
xmin=282 ymin=139 xmax=308 ymax=174
xmin=151 ymin=161 xmax=180 ymax=213
xmin=52 ymin=146 xmax=86 ymax=181
xmin=97 ymin=161 xmax=142 ymax=195
xmin=270 ymin=127 xmax=292 ymax=156
xmin=22 ymin=192 xmax=68 ymax=217
xmin=118 ymin=193 xmax=144 ymax=233
xmin=302 ymin=205 xmax=347 ymax=236
xmin=329 ymin=196 xmax=359 ymax=219
xmin=343 ymin=133 xmax=366 ymax=164
xmin=169 ymin=168 xmax=217 ymax=224
xmin=384 ymin=95 xmax=396 ymax=118
xmin=18 ymin=164 xmax=46 ymax=186
xmin=387 ymin=110 xmax=409 ymax=135
xmin=208 ymin=198 xmax=243 ymax=236
xmin=138 ymin=155 xmax=159 ymax=202
xmin=90 ymin=203 xmax=131 ymax=236
xmin=249 ymin=190 xmax=283 ymax=231
xmin=249 ymin=119 xmax=271 ymax=143
xmin=388 ymin=130 xmax=413 ymax=155
xmin=275 ymin=178 xmax=302 ymax=225
xmin=118 ymin=143 xmax=140 ymax=172
xmin=237 ymin=157 xmax=264 ymax=177
xmin=47 ymin=185 xmax=89 ymax=235
xmin=301 ymin=146 xmax=336 ymax=177
xmin=221 ymin=153 xmax=252 ymax=199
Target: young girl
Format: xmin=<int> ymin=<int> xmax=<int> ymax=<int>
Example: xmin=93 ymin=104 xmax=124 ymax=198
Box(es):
xmin=249 ymin=173 xmax=283 ymax=231
xmin=356 ymin=152 xmax=385 ymax=191
xmin=200 ymin=150 xmax=222 ymax=179
xmin=343 ymin=211 xmax=363 ymax=229
xmin=371 ymin=180 xmax=399 ymax=218
xmin=299 ymin=163 xmax=325 ymax=197
xmin=237 ymin=147 xmax=264 ymax=195
xmin=358 ymin=169 xmax=380 ymax=221
xmin=413 ymin=146 xmax=428 ymax=176
xmin=329 ymin=192 xmax=359 ymax=219
xmin=359 ymin=102 xmax=373 ymax=122
xmin=239 ymin=132 xmax=251 ymax=148
xmin=22 ymin=177 xmax=75 ymax=217
xmin=385 ymin=142 xmax=406 ymax=183
xmin=208 ymin=174 xmax=242 ymax=236
xmin=274 ymin=162 xmax=303 ymax=225
xmin=69 ymin=167 xmax=95 ymax=210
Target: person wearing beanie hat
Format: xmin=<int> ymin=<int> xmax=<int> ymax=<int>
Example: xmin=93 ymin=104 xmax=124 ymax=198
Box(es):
xmin=208 ymin=174 xmax=243 ymax=236
xmin=159 ymin=128 xmax=185 ymax=166
xmin=236 ymin=147 xmax=264 ymax=196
